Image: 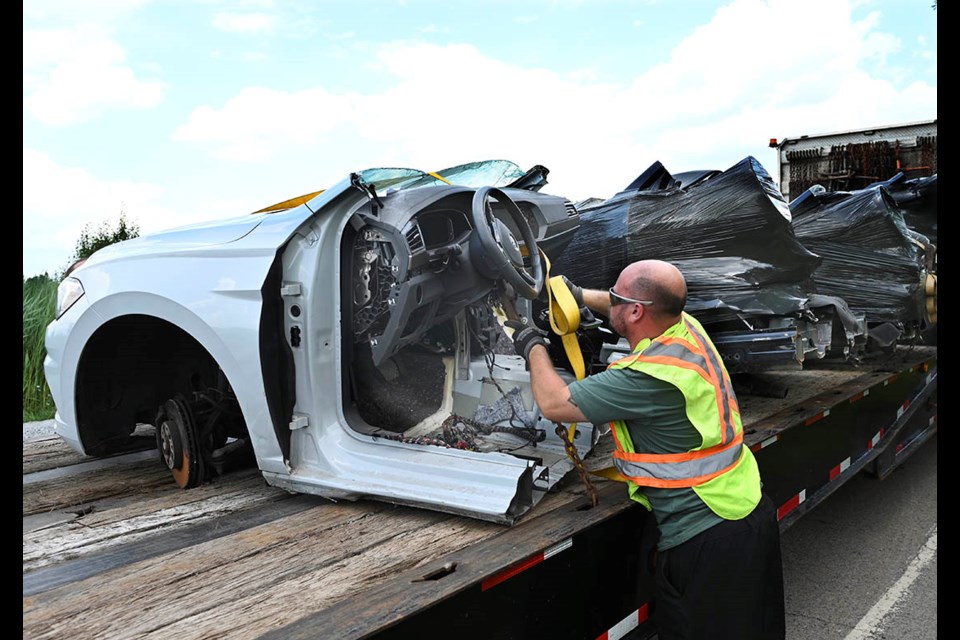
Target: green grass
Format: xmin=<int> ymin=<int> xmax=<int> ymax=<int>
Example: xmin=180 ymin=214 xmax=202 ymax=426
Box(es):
xmin=23 ymin=275 xmax=58 ymax=422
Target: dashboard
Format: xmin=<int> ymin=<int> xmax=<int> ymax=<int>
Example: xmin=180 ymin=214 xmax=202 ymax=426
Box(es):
xmin=347 ymin=184 xmax=579 ymax=365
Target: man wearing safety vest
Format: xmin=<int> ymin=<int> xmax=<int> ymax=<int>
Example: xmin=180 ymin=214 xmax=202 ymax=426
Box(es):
xmin=510 ymin=259 xmax=786 ymax=640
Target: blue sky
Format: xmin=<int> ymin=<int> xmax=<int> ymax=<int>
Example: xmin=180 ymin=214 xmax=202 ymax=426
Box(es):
xmin=23 ymin=0 xmax=937 ymax=277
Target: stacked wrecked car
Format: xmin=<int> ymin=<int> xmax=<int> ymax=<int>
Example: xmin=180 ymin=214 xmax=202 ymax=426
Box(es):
xmin=548 ymin=156 xmax=937 ymax=375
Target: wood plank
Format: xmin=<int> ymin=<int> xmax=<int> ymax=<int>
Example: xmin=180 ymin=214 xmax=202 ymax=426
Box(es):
xmin=24 ymin=493 xmax=315 ymax=597
xmin=22 ymin=435 xmax=90 ymax=474
xmin=24 ymin=470 xmax=282 ymax=571
xmin=741 ymin=346 xmax=936 ymax=443
xmin=23 ymin=500 xmax=476 ymax=639
xmin=263 ymin=480 xmax=633 ymax=639
xmin=23 ymin=459 xmax=596 ymax=640
xmin=23 ymin=452 xmax=174 ymax=516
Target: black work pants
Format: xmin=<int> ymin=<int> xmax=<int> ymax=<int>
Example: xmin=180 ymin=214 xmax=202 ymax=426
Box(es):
xmin=653 ymin=494 xmax=786 ymax=640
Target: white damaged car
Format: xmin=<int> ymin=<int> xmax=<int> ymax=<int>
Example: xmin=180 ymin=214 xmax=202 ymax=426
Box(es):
xmin=44 ymin=160 xmax=597 ymax=524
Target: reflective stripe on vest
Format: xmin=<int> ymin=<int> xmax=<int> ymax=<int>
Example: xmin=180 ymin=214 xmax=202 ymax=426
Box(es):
xmin=608 ymin=313 xmax=744 ymax=489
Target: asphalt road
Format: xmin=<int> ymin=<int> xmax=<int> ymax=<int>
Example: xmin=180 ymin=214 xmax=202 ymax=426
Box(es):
xmin=781 ymin=433 xmax=938 ymax=640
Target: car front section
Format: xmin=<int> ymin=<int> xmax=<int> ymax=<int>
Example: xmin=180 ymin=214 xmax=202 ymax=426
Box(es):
xmin=44 ymin=164 xmax=595 ymax=525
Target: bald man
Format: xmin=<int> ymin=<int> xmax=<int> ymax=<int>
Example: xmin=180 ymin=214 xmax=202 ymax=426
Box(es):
xmin=511 ymin=260 xmax=786 ymax=640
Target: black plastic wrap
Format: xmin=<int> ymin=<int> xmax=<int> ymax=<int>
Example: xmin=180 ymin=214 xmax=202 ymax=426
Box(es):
xmin=888 ymin=174 xmax=937 ymax=247
xmin=551 ymin=157 xmax=823 ymax=325
xmin=791 ymin=186 xmax=926 ymax=324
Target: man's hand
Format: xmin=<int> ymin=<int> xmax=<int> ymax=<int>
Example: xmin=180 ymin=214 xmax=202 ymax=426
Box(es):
xmin=560 ymin=276 xmax=584 ymax=307
xmin=505 ymin=320 xmax=549 ymax=361
xmin=538 ymin=275 xmax=584 ymax=306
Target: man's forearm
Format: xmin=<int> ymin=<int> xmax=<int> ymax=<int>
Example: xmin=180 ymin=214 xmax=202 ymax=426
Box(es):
xmin=527 ymin=344 xmax=588 ymax=423
xmin=581 ymin=288 xmax=611 ymax=318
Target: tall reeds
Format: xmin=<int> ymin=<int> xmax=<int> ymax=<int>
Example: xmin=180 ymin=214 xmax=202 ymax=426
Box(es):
xmin=23 ymin=275 xmax=57 ymax=421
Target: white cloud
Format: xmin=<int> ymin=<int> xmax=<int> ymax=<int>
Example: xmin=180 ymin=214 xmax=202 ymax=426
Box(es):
xmin=23 ymin=25 xmax=166 ymax=126
xmin=23 ymin=0 xmax=936 ymax=276
xmin=173 ymin=86 xmax=361 ymax=161
xmin=626 ymin=0 xmax=864 ymax=123
xmin=212 ymin=12 xmax=280 ymax=34
xmin=22 ymin=148 xmax=193 ymax=276
xmin=169 ymin=0 xmax=934 ymax=203
xmin=169 ymin=42 xmax=629 ymax=191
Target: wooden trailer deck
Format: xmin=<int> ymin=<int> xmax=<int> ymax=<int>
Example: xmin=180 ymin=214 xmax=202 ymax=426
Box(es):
xmin=23 ymin=346 xmax=936 ymax=640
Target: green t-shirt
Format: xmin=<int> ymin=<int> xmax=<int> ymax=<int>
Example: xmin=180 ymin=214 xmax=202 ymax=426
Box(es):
xmin=568 ymin=366 xmax=724 ymax=550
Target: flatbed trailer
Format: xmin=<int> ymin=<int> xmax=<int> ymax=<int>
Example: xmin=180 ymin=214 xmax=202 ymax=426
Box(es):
xmin=23 ymin=344 xmax=937 ymax=640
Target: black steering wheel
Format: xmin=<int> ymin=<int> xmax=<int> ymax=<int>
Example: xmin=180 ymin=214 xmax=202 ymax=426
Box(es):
xmin=469 ymin=186 xmax=544 ymax=299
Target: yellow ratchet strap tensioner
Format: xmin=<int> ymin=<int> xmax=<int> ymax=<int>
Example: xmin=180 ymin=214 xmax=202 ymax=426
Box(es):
xmin=540 ymin=251 xmax=627 ymax=484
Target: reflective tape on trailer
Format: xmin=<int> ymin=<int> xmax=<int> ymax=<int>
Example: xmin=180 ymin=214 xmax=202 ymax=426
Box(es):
xmin=750 ymin=434 xmax=779 ymax=453
xmin=595 ymin=603 xmax=651 ymax=640
xmin=897 ymin=399 xmax=911 ymax=420
xmin=480 ymin=538 xmax=573 ymax=591
xmin=777 ymin=489 xmax=806 ymax=521
xmin=849 ymin=389 xmax=870 ymax=403
xmin=776 ymin=358 xmax=935 ymax=528
xmin=829 ymin=457 xmax=851 ymax=481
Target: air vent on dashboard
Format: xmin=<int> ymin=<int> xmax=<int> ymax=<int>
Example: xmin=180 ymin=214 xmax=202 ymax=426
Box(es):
xmin=405 ymin=225 xmax=425 ymax=252
xmin=564 ymin=201 xmax=579 ymax=218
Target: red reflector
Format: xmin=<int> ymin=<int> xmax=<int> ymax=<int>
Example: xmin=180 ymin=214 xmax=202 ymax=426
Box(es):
xmin=777 ymin=493 xmax=802 ymax=520
xmin=481 ymin=553 xmax=545 ymax=591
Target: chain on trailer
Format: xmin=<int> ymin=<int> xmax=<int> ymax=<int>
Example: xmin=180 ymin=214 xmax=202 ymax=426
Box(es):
xmin=554 ymin=422 xmax=600 ymax=507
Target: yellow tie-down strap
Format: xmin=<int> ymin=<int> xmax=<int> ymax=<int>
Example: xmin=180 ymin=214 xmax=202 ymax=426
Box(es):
xmin=540 ymin=251 xmax=627 ymax=484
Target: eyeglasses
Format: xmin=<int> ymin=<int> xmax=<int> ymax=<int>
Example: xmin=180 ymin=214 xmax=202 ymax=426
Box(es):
xmin=608 ymin=288 xmax=654 ymax=307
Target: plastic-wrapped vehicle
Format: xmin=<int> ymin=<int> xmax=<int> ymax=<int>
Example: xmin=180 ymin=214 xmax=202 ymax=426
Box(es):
xmin=789 ymin=178 xmax=937 ymax=347
xmin=44 ymin=160 xmax=595 ymax=524
xmin=549 ymin=157 xmax=867 ymax=375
